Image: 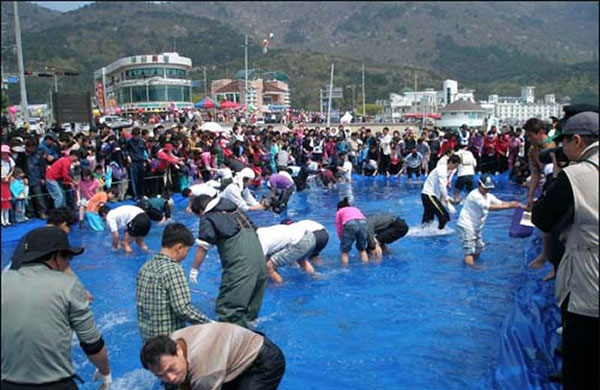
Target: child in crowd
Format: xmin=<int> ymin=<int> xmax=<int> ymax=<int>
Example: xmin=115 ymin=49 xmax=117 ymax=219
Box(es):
xmin=1 ymin=144 xmax=15 ymax=226
xmin=85 ymin=186 xmax=117 ymax=231
xmin=335 ymin=197 xmax=369 ymax=266
xmin=9 ymin=168 xmax=29 ymax=223
xmin=77 ymin=169 xmax=100 ymax=227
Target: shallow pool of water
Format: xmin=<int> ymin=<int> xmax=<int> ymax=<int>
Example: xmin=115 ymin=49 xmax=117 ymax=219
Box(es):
xmin=1 ymin=174 xmax=529 ymax=390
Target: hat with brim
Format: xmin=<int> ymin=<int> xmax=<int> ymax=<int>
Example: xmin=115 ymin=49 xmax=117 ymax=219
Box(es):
xmin=11 ymin=226 xmax=84 ymax=267
xmin=478 ymin=174 xmax=495 ymax=189
xmin=555 ymin=111 xmax=598 ymax=142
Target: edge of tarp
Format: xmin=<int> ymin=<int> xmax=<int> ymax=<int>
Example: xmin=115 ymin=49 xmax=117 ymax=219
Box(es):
xmin=493 ymin=230 xmax=562 ymax=390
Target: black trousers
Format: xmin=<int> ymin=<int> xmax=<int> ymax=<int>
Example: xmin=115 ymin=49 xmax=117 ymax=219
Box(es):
xmin=129 ymin=161 xmax=146 ymax=199
xmin=311 ymin=228 xmax=330 ymax=257
xmin=1 ymin=377 xmax=77 ymax=390
xmin=379 ymin=154 xmax=390 ymax=174
xmin=26 ymin=183 xmax=48 ymax=217
xmin=377 ymin=218 xmax=409 ymax=244
xmin=562 ymin=310 xmax=599 ymax=390
xmin=421 ymin=193 xmax=450 ymax=229
xmin=222 ymin=336 xmax=286 ymax=390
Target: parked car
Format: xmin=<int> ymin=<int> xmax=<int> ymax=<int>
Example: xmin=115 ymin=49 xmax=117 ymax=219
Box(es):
xmin=16 ymin=118 xmax=43 ymax=134
xmin=99 ymin=115 xmax=132 ymax=128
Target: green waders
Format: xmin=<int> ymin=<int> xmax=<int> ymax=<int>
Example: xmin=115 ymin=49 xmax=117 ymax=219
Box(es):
xmin=216 ymin=211 xmax=267 ymax=328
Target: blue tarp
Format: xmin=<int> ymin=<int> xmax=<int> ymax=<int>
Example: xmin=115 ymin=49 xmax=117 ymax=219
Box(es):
xmin=1 ymin=173 xmax=561 ymax=389
xmin=494 ymin=231 xmax=562 ymax=390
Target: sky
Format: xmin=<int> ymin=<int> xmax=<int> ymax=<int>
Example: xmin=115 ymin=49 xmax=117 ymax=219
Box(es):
xmin=31 ymin=2 xmax=94 ymax=12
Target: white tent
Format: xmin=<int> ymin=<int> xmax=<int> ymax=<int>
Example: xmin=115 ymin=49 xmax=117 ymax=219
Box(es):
xmin=201 ymin=121 xmax=229 ymax=134
xmin=340 ymin=111 xmax=353 ymax=124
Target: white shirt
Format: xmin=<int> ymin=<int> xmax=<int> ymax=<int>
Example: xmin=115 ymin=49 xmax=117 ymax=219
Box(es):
xmin=1 ymin=157 xmax=15 ymax=178
xmin=380 ymin=134 xmax=392 ymax=155
xmin=256 ymin=224 xmax=308 ymax=257
xmin=455 ymin=149 xmax=477 ymax=177
xmin=341 ymin=160 xmax=353 ymax=180
xmin=291 ymin=219 xmax=325 ymax=232
xmin=106 ymin=205 xmax=144 ymax=233
xmin=288 ymin=166 xmax=301 ymax=177
xmin=220 ymin=182 xmax=258 ymax=212
xmin=457 ymin=189 xmax=502 ymax=232
xmin=405 ymin=152 xmax=424 ymax=169
xmin=217 ymin=167 xmax=233 ymax=180
xmin=422 ymin=164 xmax=449 ymax=201
xmin=190 ymin=182 xmax=219 ymax=197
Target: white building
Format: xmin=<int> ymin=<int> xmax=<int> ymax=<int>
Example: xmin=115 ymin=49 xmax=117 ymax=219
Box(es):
xmin=479 ymin=87 xmax=563 ymax=123
xmin=94 ymin=52 xmax=194 ymax=113
xmin=390 ymin=79 xmax=475 ymax=120
xmin=436 ymin=100 xmax=486 ymax=129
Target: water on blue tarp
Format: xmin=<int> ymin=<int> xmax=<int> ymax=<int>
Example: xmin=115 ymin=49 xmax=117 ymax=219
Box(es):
xmin=0 ymin=173 xmax=558 ymax=390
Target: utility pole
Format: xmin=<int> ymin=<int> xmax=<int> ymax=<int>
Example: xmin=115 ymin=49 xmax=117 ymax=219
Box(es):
xmin=346 ymin=85 xmax=356 ymax=115
xmin=54 ymin=73 xmax=58 ymax=93
xmin=244 ymin=34 xmax=248 ymax=107
xmin=326 ymin=63 xmax=334 ymax=127
xmin=361 ymin=63 xmax=365 ymax=121
xmin=14 ymin=1 xmax=29 ymax=122
xmin=203 ymin=66 xmax=208 ymax=98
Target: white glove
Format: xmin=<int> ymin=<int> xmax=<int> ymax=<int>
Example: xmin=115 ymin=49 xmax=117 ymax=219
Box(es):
xmin=189 ymin=268 xmax=199 ymax=284
xmin=447 ymin=202 xmax=457 ymax=215
xmin=92 ymin=369 xmax=112 ymax=390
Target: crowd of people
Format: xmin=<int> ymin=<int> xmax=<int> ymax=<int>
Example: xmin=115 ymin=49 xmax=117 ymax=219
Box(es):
xmin=0 ymin=108 xmax=539 ymax=228
xmin=1 ymin=105 xmax=598 ymax=390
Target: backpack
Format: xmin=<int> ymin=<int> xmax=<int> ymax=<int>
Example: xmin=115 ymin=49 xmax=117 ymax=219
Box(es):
xmin=109 ymin=162 xmax=127 ymax=181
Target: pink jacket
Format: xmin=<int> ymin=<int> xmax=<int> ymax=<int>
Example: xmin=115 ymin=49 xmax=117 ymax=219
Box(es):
xmin=335 ymin=206 xmax=366 ymax=238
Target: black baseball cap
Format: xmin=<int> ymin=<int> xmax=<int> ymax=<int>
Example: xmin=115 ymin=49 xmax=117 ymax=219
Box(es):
xmin=11 ymin=226 xmax=84 ymax=268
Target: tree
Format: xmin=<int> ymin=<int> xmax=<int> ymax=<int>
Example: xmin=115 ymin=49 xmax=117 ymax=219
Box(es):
xmin=1 ymin=92 xmax=9 ymax=113
xmin=357 ymin=103 xmax=383 ymax=115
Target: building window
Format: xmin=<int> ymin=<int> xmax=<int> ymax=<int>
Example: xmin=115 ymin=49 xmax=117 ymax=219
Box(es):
xmin=167 ymin=85 xmax=183 ymax=101
xmin=124 ymin=68 xmax=165 ymax=80
xmin=118 ymin=87 xmax=131 ymax=104
xmin=165 ymin=68 xmax=186 ymax=79
xmin=148 ymin=85 xmax=167 ymax=102
xmin=132 ymin=86 xmax=147 ymax=102
xmin=183 ymin=86 xmax=191 ymax=102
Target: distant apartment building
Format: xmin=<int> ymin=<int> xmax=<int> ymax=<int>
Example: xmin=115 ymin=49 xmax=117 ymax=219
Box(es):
xmin=389 ymin=79 xmax=475 ymax=120
xmin=436 ymin=100 xmax=487 ymax=129
xmin=211 ymin=69 xmax=290 ymax=113
xmin=480 ymin=87 xmax=563 ymax=122
xmin=94 ymin=52 xmax=194 ymax=112
xmin=386 ymin=80 xmax=564 ymax=125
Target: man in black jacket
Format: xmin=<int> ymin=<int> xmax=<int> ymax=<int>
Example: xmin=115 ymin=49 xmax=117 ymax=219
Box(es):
xmin=126 ymin=127 xmax=147 ymax=200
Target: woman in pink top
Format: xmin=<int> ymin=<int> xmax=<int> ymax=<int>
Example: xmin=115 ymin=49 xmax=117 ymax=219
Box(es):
xmin=335 ymin=197 xmax=369 ymax=266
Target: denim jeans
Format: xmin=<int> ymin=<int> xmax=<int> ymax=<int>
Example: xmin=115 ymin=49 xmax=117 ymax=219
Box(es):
xmin=45 ymin=179 xmax=65 ymax=208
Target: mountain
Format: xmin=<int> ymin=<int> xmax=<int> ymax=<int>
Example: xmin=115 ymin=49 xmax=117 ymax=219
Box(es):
xmin=1 ymin=1 xmax=60 ymax=48
xmin=1 ymin=1 xmax=598 ymax=110
xmin=169 ymin=1 xmax=599 ymax=68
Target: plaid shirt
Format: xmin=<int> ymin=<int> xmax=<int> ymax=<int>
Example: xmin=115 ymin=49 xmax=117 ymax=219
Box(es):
xmin=136 ymin=253 xmax=210 ymax=343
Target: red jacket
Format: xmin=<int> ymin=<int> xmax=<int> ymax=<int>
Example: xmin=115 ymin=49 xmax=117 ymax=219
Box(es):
xmin=156 ymin=149 xmax=181 ymax=171
xmin=495 ymin=137 xmax=509 ymax=156
xmin=45 ymin=156 xmax=74 ymax=183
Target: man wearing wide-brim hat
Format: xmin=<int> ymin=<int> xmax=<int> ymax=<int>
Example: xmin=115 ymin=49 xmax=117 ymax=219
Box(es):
xmin=532 ymin=110 xmax=599 ymax=390
xmin=1 ymin=226 xmax=113 ymax=390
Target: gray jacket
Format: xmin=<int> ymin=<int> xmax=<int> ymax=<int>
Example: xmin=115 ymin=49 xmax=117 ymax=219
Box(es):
xmin=1 ymin=264 xmax=102 ymax=384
